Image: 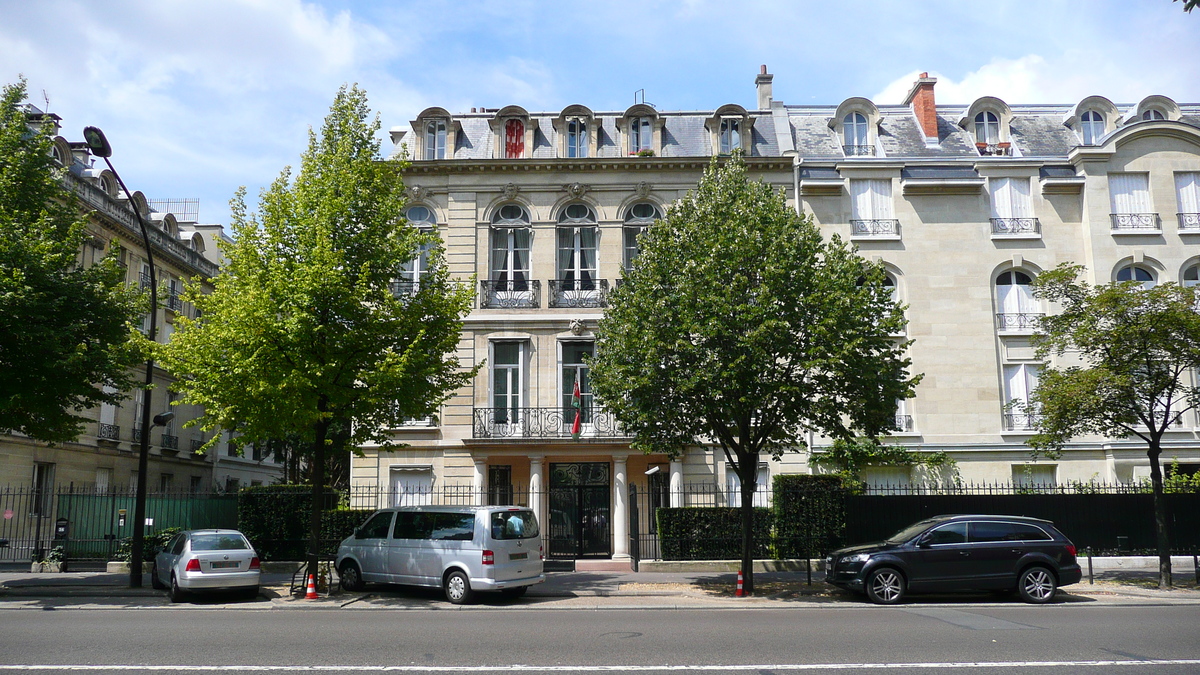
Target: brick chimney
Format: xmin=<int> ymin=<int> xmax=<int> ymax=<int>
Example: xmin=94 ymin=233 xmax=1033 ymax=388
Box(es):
xmin=755 ymin=65 xmax=774 ymax=110
xmin=903 ymin=72 xmax=939 ymax=146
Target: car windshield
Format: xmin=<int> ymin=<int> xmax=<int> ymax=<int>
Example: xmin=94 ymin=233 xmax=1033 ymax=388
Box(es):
xmin=191 ymin=533 xmax=250 ymax=551
xmin=490 ymin=510 xmax=539 ymax=540
xmin=885 ymin=520 xmax=940 ymax=544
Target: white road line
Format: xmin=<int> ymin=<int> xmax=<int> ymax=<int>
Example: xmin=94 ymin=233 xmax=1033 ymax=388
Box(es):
xmin=1 ymin=662 xmax=1199 ymax=671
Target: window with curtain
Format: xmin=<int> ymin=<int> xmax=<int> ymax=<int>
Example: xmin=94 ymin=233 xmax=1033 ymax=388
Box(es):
xmin=424 ymin=119 xmax=447 ymax=160
xmin=995 ymin=270 xmax=1040 ymax=331
xmin=399 ymin=206 xmax=436 ymax=291
xmin=1081 ymin=110 xmax=1104 ymax=145
xmin=561 ymin=342 xmax=594 ymax=424
xmin=623 ymin=203 xmax=660 ymax=269
xmin=1013 ymin=464 xmax=1056 ymax=488
xmin=850 ymin=179 xmax=893 ymax=220
xmin=1117 ymin=264 xmax=1156 ymax=290
xmin=567 ymin=119 xmax=587 ymax=158
xmin=1109 ymin=173 xmax=1152 ymax=213
xmin=630 ymin=117 xmax=651 ymax=153
xmin=989 ymin=177 xmax=1033 ymax=219
xmin=1003 ymin=363 xmax=1042 ymax=430
xmin=504 ymin=119 xmax=525 ymax=158
xmin=726 ymin=463 xmax=769 ymax=507
xmin=557 ymin=204 xmax=597 ymax=291
xmin=490 ymin=205 xmax=531 ymax=291
xmin=974 ymin=111 xmax=1000 ymax=144
xmin=719 ymin=119 xmax=740 ymax=154
xmin=1176 ymin=172 xmax=1200 ymax=220
xmin=492 ymin=342 xmax=523 ymax=426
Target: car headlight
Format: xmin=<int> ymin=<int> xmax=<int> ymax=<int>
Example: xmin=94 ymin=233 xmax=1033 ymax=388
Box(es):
xmin=840 ymin=553 xmax=871 ymax=564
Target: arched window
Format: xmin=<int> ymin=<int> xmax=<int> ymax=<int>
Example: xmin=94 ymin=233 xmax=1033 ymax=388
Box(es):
xmin=489 ymin=205 xmax=532 ymax=302
xmin=974 ymin=111 xmax=1000 ymax=144
xmin=1081 ymin=110 xmax=1105 ymax=145
xmin=1142 ymin=108 xmax=1166 ymax=121
xmin=504 ymin=119 xmax=525 ymax=159
xmin=567 ymin=119 xmax=587 ymax=158
xmin=623 ymin=202 xmax=660 ymax=269
xmin=1117 ymin=264 xmax=1156 ymax=290
xmin=843 ymin=112 xmax=869 ymax=155
xmin=557 ymin=204 xmax=597 ymax=291
xmin=996 ymin=270 xmax=1041 ymax=331
xmin=630 ymin=117 xmax=651 ymax=153
xmin=424 ymin=120 xmax=447 ymax=160
xmin=398 ymin=206 xmax=436 ymax=293
xmin=1183 ymin=264 xmax=1200 ymax=288
xmin=719 ymin=119 xmax=740 ymax=155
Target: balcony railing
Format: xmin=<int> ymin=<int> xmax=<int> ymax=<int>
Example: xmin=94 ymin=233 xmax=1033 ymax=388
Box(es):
xmin=389 ymin=280 xmax=417 ymax=297
xmin=976 ymin=142 xmax=1012 ymax=157
xmin=996 ymin=312 xmax=1044 ymax=332
xmin=548 ymin=279 xmax=609 ymax=308
xmin=189 ymin=438 xmax=204 ymax=453
xmin=480 ymin=280 xmax=540 ymax=309
xmin=166 ymin=294 xmax=183 ymax=312
xmin=98 ymin=423 xmax=120 ymax=441
xmin=1178 ymin=213 xmax=1200 ymax=231
xmin=132 ymin=427 xmax=143 ymax=443
xmin=990 ymin=217 xmax=1041 ymax=236
xmin=139 ymin=273 xmax=152 ymax=290
xmin=161 ymin=434 xmax=179 ymax=451
xmin=850 ymin=219 xmax=900 ymax=238
xmin=894 ymin=415 xmax=914 ymax=432
xmin=842 ymin=145 xmax=875 ymax=157
xmin=473 ymin=406 xmax=627 ymax=439
xmin=1110 ymin=213 xmax=1159 ymax=231
xmin=1003 ymin=413 xmax=1043 ymax=431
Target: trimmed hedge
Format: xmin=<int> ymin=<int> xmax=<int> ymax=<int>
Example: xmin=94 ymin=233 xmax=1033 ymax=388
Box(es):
xmin=237 ymin=485 xmax=351 ymax=560
xmin=773 ymin=474 xmax=848 ymax=559
xmin=656 ymin=506 xmax=772 ymax=560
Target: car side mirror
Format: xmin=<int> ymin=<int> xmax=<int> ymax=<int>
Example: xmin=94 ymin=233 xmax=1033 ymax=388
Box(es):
xmin=353 ymin=527 xmax=363 ymax=540
xmin=917 ymin=536 xmax=932 ymax=549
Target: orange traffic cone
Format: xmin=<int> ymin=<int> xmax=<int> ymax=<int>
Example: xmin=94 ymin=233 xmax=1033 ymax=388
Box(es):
xmin=735 ymin=570 xmax=744 ymax=597
xmin=305 ymin=573 xmax=319 ymax=599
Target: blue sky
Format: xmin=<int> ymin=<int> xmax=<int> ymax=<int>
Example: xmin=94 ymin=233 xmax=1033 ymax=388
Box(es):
xmin=2 ymin=0 xmax=1198 ymax=228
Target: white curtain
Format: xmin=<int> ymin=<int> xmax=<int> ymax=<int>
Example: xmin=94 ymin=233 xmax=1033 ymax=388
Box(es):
xmin=1177 ymin=172 xmax=1200 ymax=213
xmin=990 ymin=178 xmax=1032 ymax=218
xmin=851 ymin=179 xmax=892 ymax=219
xmin=997 ymin=276 xmax=1037 ymax=315
xmin=1004 ymin=364 xmax=1041 ymax=405
xmin=726 ymin=463 xmax=769 ymax=507
xmin=1109 ymin=173 xmax=1151 ymax=213
xmin=392 ymin=469 xmax=433 ymax=506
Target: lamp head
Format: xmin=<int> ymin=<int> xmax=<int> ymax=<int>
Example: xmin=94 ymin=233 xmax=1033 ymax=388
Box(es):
xmin=152 ymin=411 xmax=175 ymax=427
xmin=82 ymin=126 xmax=112 ymax=158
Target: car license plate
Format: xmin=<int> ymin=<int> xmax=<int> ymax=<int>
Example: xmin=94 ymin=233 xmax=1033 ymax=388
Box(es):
xmin=509 ymin=552 xmax=528 ymax=560
xmin=210 ymin=561 xmax=239 ymax=569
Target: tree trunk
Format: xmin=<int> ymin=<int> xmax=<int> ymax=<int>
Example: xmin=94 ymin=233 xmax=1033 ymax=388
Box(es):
xmin=738 ymin=451 xmax=758 ymax=596
xmin=1147 ymin=445 xmax=1173 ymax=589
xmin=307 ymin=405 xmax=330 ymax=583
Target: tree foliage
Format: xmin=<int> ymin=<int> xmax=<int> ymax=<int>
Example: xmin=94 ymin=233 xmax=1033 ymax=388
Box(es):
xmin=589 ymin=155 xmax=919 ymax=593
xmin=809 ymin=437 xmax=955 ymax=491
xmin=1027 ymin=263 xmax=1200 ymax=587
xmin=161 ymin=84 xmax=476 ymax=570
xmin=0 ymin=78 xmax=142 ymax=442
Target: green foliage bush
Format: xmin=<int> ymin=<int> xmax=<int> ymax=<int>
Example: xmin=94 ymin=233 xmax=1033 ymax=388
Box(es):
xmin=237 ymin=485 xmax=346 ymax=560
xmin=656 ymin=507 xmax=772 ymax=560
xmin=116 ymin=527 xmax=182 ymax=563
xmin=773 ymin=474 xmax=848 ymax=559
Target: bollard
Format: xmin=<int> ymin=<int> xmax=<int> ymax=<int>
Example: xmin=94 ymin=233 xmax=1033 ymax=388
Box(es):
xmin=1087 ymin=547 xmax=1093 ymax=584
xmin=735 ymin=570 xmax=744 ymax=597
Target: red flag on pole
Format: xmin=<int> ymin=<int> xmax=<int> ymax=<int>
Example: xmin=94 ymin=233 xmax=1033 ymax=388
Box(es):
xmin=571 ymin=379 xmax=582 ymax=441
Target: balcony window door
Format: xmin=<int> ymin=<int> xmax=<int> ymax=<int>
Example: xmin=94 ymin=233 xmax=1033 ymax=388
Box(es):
xmin=974 ymin=111 xmax=1000 ymax=145
xmin=567 ymin=119 xmax=587 ymax=158
xmin=1177 ymin=172 xmax=1200 ymax=230
xmin=623 ymin=203 xmax=659 ymax=270
xmin=1109 ymin=173 xmax=1153 ymax=222
xmin=630 ymin=117 xmax=651 ymax=153
xmin=490 ymin=207 xmax=533 ymax=305
xmin=561 ymin=342 xmax=594 ymax=427
xmin=557 ymin=204 xmax=598 ymax=300
xmin=990 ymin=177 xmax=1033 ymax=219
xmin=996 ymin=270 xmax=1039 ymax=331
xmin=719 ymin=119 xmax=740 ymax=155
xmin=504 ymin=119 xmax=525 ymax=159
xmin=843 ymin=112 xmax=869 ymax=155
xmin=1003 ymin=363 xmax=1042 ymax=430
xmin=492 ymin=342 xmax=524 ymax=427
xmin=399 ymin=206 xmax=436 ymax=293
xmin=850 ymin=179 xmax=892 ymax=220
xmin=424 ymin=120 xmax=447 ymax=160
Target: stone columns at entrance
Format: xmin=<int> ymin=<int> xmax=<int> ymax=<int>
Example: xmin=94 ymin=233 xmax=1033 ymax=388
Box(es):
xmin=670 ymin=458 xmax=684 ymax=508
xmin=529 ymin=455 xmax=544 ymax=531
xmin=612 ymin=453 xmax=631 ymax=561
xmin=472 ymin=458 xmax=486 ymax=504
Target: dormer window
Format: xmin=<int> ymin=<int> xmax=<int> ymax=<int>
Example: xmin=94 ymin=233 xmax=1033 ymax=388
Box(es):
xmin=1142 ymin=108 xmax=1166 ymax=121
xmin=567 ymin=119 xmax=587 ymax=158
xmin=504 ymin=119 xmax=525 ymax=159
xmin=424 ymin=120 xmax=447 ymax=160
xmin=719 ymin=119 xmax=740 ymax=155
xmin=975 ymin=111 xmax=1000 ymax=144
xmin=631 ymin=117 xmax=651 ymax=153
xmin=1081 ymin=111 xmax=1105 ymax=145
xmin=843 ymin=112 xmax=870 ymax=156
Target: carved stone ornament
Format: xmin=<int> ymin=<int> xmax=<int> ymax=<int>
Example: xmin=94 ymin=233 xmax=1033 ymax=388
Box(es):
xmin=635 ymin=181 xmax=652 ymax=198
xmin=569 ymin=319 xmax=585 ymax=336
xmin=501 ymin=183 xmax=521 ymax=200
xmin=407 ymin=185 xmax=429 ymax=201
xmin=563 ymin=182 xmax=591 ymax=198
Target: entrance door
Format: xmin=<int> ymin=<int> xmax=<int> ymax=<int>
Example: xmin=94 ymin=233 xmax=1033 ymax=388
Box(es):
xmin=548 ymin=462 xmax=611 ymax=559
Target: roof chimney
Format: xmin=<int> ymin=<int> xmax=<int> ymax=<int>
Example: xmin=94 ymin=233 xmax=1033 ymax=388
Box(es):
xmin=903 ymin=72 xmax=939 ymax=146
xmin=755 ymin=65 xmax=774 ymax=110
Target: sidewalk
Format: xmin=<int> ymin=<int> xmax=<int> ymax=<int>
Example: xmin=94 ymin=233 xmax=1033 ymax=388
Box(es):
xmin=1 ymin=567 xmax=1197 ymax=608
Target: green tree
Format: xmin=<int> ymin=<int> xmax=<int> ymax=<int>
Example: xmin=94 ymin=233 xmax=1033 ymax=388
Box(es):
xmin=0 ymin=78 xmax=142 ymax=442
xmin=809 ymin=437 xmax=955 ymax=492
xmin=1027 ymin=263 xmax=1200 ymax=588
xmin=589 ymin=155 xmax=920 ymax=594
xmin=161 ymin=85 xmax=477 ymax=573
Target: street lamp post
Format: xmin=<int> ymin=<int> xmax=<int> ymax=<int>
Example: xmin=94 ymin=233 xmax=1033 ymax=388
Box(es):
xmin=83 ymin=126 xmax=161 ymax=588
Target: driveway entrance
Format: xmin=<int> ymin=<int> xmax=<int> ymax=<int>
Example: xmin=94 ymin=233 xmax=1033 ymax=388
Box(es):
xmin=547 ymin=462 xmax=611 ymax=559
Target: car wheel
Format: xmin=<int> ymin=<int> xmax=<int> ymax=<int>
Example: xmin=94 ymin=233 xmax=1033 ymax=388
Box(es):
xmin=444 ymin=570 xmax=474 ymax=605
xmin=169 ymin=574 xmax=186 ymax=603
xmin=150 ymin=562 xmax=167 ymax=590
xmin=499 ymin=586 xmax=527 ymax=599
xmin=339 ymin=561 xmax=364 ymax=592
xmin=865 ymin=567 xmax=906 ymax=605
xmin=1018 ymin=566 xmax=1057 ymax=604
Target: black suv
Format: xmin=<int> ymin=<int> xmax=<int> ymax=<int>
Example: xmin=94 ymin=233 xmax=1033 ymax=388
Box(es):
xmin=825 ymin=514 xmax=1082 ymax=604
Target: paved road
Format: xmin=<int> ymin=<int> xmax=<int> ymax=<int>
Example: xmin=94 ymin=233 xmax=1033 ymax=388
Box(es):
xmin=2 ymin=603 xmax=1199 ymax=674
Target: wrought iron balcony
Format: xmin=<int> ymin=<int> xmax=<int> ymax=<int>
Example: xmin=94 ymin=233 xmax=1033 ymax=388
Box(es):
xmin=990 ymin=217 xmax=1041 ymax=236
xmin=1178 ymin=213 xmax=1200 ymax=231
xmin=166 ymin=293 xmax=183 ymax=312
xmin=1003 ymin=413 xmax=1042 ymax=431
xmin=976 ymin=142 xmax=1012 ymax=157
xmin=850 ymin=219 xmax=900 ymax=238
xmin=548 ymin=279 xmax=609 ymax=308
xmin=132 ymin=427 xmax=143 ymax=443
xmin=1110 ymin=213 xmax=1159 ymax=231
xmin=189 ymin=438 xmax=204 ymax=453
xmin=894 ymin=415 xmax=914 ymax=432
xmin=842 ymin=145 xmax=875 ymax=157
xmin=161 ymin=434 xmax=179 ymax=450
xmin=139 ymin=273 xmax=152 ymax=290
xmin=226 ymin=442 xmax=240 ymax=457
xmin=996 ymin=312 xmax=1044 ymax=332
xmin=389 ymin=280 xmax=417 ymax=297
xmin=480 ymin=280 xmax=540 ymax=309
xmin=473 ymin=406 xmax=627 ymax=439
xmin=98 ymin=423 xmax=120 ymax=441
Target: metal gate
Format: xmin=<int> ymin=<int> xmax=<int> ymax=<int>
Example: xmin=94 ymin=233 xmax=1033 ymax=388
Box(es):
xmin=547 ymin=462 xmax=610 ymax=559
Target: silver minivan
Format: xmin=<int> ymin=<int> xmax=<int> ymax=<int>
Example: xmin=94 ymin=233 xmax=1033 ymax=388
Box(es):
xmin=335 ymin=505 xmax=544 ymax=604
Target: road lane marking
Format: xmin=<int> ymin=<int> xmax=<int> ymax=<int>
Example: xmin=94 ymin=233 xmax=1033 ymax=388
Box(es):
xmin=2 ymin=661 xmax=1200 ymax=671
xmin=901 ymin=607 xmax=1041 ymax=630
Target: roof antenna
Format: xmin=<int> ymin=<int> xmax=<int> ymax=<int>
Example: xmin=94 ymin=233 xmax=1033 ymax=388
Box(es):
xmin=633 ymin=89 xmax=656 ymax=110
xmin=42 ymin=90 xmax=50 ymax=112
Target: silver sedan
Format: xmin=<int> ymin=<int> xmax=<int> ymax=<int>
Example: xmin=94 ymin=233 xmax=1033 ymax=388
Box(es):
xmin=152 ymin=529 xmax=261 ymax=602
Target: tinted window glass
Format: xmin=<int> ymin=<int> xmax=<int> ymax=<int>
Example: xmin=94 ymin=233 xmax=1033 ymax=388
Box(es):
xmin=393 ymin=512 xmax=432 ymax=539
xmin=925 ymin=522 xmax=967 ymax=545
xmin=431 ymin=513 xmax=476 ymax=541
xmin=169 ymin=534 xmax=186 ymax=555
xmin=1009 ymin=523 xmax=1053 ymax=541
xmin=886 ymin=519 xmax=941 ymax=544
xmin=191 ymin=533 xmax=250 ymax=551
xmin=490 ymin=510 xmax=540 ymax=539
xmin=970 ymin=521 xmax=1015 ymax=543
xmin=357 ymin=511 xmax=393 ymax=539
